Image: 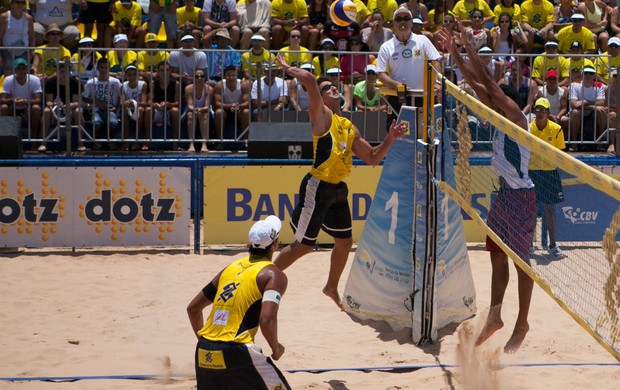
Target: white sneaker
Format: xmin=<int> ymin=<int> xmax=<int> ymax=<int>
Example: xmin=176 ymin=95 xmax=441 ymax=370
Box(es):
xmin=549 ymin=245 xmax=567 ymax=259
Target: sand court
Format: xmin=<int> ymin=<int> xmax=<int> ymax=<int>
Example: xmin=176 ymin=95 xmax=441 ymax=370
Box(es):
xmin=0 ymin=246 xmax=618 ymax=389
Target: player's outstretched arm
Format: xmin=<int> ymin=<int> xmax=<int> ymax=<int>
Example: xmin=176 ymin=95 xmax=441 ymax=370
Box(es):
xmin=352 ymin=120 xmax=408 ymax=166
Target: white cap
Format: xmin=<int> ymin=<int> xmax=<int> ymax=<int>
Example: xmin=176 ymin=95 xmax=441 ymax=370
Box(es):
xmin=300 ymin=62 xmax=315 ymax=71
xmin=251 ymin=34 xmax=266 ymax=41
xmin=180 ymin=34 xmax=195 ymax=42
xmin=128 ymin=99 xmax=139 ymax=121
xmin=609 ymin=37 xmax=620 ymax=46
xmin=326 ymin=67 xmax=341 ymax=75
xmin=113 ymin=34 xmax=128 ymax=44
xmin=412 ymin=18 xmax=423 ymax=25
xmin=365 ymin=64 xmax=377 ymax=73
xmin=545 ymin=40 xmax=559 ymax=47
xmin=248 ymin=215 xmax=282 ymax=249
xmin=571 ymin=13 xmax=586 ymax=20
xmin=79 ymin=37 xmax=95 ymax=45
xmin=393 ymin=6 xmax=413 ymax=20
xmin=478 ymin=46 xmax=493 ymax=53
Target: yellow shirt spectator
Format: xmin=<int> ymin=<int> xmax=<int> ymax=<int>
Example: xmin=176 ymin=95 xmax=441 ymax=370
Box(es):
xmin=366 ymin=0 xmax=399 ymax=22
xmin=242 ymin=49 xmax=276 ymax=78
xmin=271 ymin=0 xmax=309 ymax=32
xmin=106 ymin=49 xmax=138 ymax=73
xmin=521 ymin=0 xmax=554 ymax=31
xmin=111 ymin=0 xmax=142 ymax=30
xmin=595 ymin=54 xmax=620 ymax=82
xmin=493 ymin=3 xmax=522 ymax=24
xmin=177 ymin=4 xmax=201 ymax=28
xmin=556 ymin=25 xmax=596 ymax=54
xmin=531 ymin=55 xmax=570 ymax=81
xmin=312 ymin=55 xmax=339 ymax=77
xmin=568 ymin=56 xmax=594 ymax=74
xmin=34 ymin=45 xmax=71 ymax=76
xmin=452 ymin=0 xmax=493 ymax=21
xmin=280 ymin=46 xmax=312 ymax=67
xmin=352 ymin=0 xmax=370 ymax=23
xmin=137 ymin=50 xmax=169 ymax=73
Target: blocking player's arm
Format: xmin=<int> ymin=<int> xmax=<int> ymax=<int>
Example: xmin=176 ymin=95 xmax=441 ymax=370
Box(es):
xmin=257 ymin=265 xmax=288 ymax=360
xmin=276 ymin=54 xmax=329 ymax=137
xmin=186 ymin=270 xmax=224 ymax=339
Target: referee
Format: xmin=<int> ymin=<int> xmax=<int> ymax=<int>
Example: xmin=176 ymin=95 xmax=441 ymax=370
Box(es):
xmin=376 ymin=6 xmax=441 ymax=130
xmin=187 ymin=215 xmax=291 ymax=389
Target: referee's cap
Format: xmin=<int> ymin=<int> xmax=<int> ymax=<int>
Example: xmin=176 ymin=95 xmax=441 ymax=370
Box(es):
xmin=249 ymin=216 xmax=282 ymax=249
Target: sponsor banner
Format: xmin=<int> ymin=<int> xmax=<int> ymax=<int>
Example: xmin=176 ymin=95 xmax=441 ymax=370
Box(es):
xmin=203 ymin=165 xmax=383 ymax=245
xmin=0 ymin=167 xmax=191 ymax=247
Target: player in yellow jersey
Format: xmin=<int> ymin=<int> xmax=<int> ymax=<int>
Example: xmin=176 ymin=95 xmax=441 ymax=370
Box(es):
xmin=274 ymin=54 xmax=407 ymax=309
xmin=187 ymin=215 xmax=290 ymax=390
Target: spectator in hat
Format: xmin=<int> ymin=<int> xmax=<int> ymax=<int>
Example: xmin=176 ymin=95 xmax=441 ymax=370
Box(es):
xmin=147 ymin=0 xmax=178 ymax=49
xmin=535 ymin=69 xmax=569 ymax=129
xmin=528 ymin=97 xmax=567 ymax=259
xmin=279 ymin=28 xmax=312 ymax=69
xmin=184 ymin=67 xmax=212 ymax=153
xmin=177 ymin=0 xmax=202 ymax=49
xmin=106 ymin=34 xmax=138 ymax=78
xmin=250 ymin=62 xmax=288 ymax=120
xmin=270 ymin=0 xmax=309 ymax=50
xmin=578 ymin=0 xmax=609 ymax=52
xmin=213 ymin=65 xmax=250 ymax=139
xmin=556 ymin=13 xmax=596 ymax=54
xmin=107 ymin=0 xmax=146 ymax=49
xmin=207 ymin=28 xmax=241 ymax=82
xmin=596 ymin=36 xmax=620 ymax=84
xmin=325 ymin=67 xmax=353 ymax=111
xmin=78 ymin=0 xmax=113 ymax=49
xmin=339 ymin=35 xmax=373 ymax=86
xmin=478 ymin=46 xmax=503 ymax=82
xmin=287 ymin=62 xmax=313 ymax=111
xmin=169 ymin=34 xmax=208 ymax=85
xmin=72 ymin=37 xmax=103 ymax=85
xmin=120 ymin=64 xmax=147 ymax=150
xmin=137 ymin=33 xmax=170 ymax=81
xmin=361 ymin=10 xmax=393 ymax=53
xmin=237 ymin=0 xmax=272 ymax=50
xmin=1 ymin=57 xmax=42 ymax=144
xmin=521 ymin=0 xmax=555 ymax=52
xmin=202 ymin=0 xmax=239 ymax=49
xmin=311 ymin=38 xmax=339 ymax=78
xmin=31 ymin=23 xmax=71 ymax=78
xmin=28 ymin=0 xmax=79 ymax=49
xmin=241 ymin=34 xmax=275 ymax=80
xmin=353 ymin=64 xmax=386 ymax=112
xmin=144 ymin=61 xmax=180 ymax=150
xmin=82 ymin=58 xmax=122 ymax=149
xmin=40 ymin=60 xmax=81 ymax=152
xmin=566 ymin=40 xmax=595 ymax=83
xmin=531 ymin=39 xmax=570 ymax=87
xmin=568 ymin=65 xmax=607 ymax=148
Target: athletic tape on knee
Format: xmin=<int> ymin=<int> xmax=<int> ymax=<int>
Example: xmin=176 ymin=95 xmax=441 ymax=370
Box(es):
xmin=262 ymin=290 xmax=282 ymax=305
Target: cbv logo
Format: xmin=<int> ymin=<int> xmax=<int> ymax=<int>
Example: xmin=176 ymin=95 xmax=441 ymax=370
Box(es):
xmin=0 ymin=194 xmax=59 ymax=224
xmin=561 ymin=206 xmax=598 ymax=224
xmin=85 ymin=189 xmax=175 ymax=223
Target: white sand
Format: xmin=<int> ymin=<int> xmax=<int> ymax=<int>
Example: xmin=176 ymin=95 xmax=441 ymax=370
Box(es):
xmin=0 ymin=246 xmax=618 ymax=389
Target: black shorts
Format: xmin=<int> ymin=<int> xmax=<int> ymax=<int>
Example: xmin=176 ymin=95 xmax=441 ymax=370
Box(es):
xmin=195 ymin=338 xmax=290 ymax=390
xmin=290 ymin=173 xmax=352 ymax=246
xmin=79 ymin=1 xmax=113 ymax=25
xmin=529 ymin=169 xmax=564 ymax=205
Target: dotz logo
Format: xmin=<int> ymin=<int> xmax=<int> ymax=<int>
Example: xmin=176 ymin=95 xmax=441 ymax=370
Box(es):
xmin=561 ymin=206 xmax=598 ymax=225
xmin=0 ymin=173 xmax=64 ymax=242
xmin=80 ymin=171 xmax=182 ymax=241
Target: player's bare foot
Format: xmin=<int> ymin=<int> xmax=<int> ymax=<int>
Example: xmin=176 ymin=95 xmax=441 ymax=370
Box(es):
xmin=504 ymin=324 xmax=529 ymax=354
xmin=323 ymin=286 xmax=345 ymax=311
xmin=475 ymin=305 xmax=504 ymax=346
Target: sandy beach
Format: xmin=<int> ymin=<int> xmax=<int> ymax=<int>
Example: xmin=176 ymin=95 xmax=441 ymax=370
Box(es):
xmin=0 ymin=245 xmax=618 ymax=389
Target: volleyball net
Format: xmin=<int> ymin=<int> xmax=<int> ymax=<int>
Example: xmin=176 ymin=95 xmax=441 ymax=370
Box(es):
xmin=438 ymin=75 xmax=620 ymax=362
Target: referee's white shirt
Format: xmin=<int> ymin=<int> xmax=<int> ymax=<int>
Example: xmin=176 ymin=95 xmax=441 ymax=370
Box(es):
xmin=375 ymin=33 xmax=441 ymax=90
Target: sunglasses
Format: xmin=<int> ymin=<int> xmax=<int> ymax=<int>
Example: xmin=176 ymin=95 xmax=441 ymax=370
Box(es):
xmin=394 ymin=16 xmax=412 ymax=22
xmin=321 ymin=83 xmax=335 ymax=92
xmin=610 ymin=44 xmax=620 ymax=48
xmin=533 ymin=107 xmax=548 ymax=113
xmin=500 ymin=20 xmax=510 ymax=24
xmin=195 ymin=74 xmax=206 ymax=79
xmin=367 ymin=71 xmax=376 ymax=75
xmin=290 ymin=35 xmax=301 ymax=38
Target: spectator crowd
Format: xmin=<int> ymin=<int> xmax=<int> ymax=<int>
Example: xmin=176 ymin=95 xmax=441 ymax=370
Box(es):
xmin=0 ymin=0 xmax=617 ymax=154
